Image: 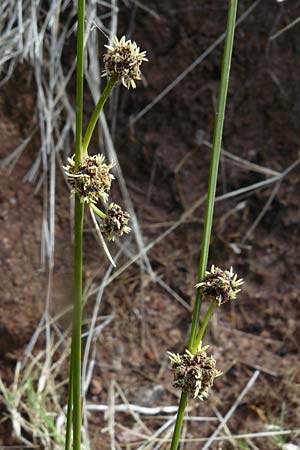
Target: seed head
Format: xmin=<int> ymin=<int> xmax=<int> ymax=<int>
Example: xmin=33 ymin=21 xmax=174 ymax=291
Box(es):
xmin=168 ymin=345 xmax=222 ymax=400
xmin=100 ymin=202 xmax=131 ymax=241
xmin=102 ymin=35 xmax=148 ymax=89
xmin=196 ymin=265 xmax=244 ymax=306
xmin=63 ymin=154 xmax=115 ymax=204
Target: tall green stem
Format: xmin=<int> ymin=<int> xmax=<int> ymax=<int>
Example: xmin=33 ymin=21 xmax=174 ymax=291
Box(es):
xmin=72 ymin=197 xmax=84 ymax=450
xmin=74 ymin=0 xmax=85 ymax=169
xmin=65 ymin=0 xmax=85 ymax=449
xmin=170 ymin=2 xmax=238 ymax=449
xmin=193 ymin=300 xmax=216 ymax=352
xmin=82 ymin=77 xmax=117 ymax=155
xmin=188 ymin=0 xmax=237 ymax=351
xmin=64 ymin=354 xmax=73 ymax=450
xmin=65 ymin=0 xmax=117 ymax=447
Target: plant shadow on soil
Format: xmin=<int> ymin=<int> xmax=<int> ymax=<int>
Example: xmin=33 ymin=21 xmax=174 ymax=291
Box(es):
xmin=1 ymin=1 xmax=300 ymax=449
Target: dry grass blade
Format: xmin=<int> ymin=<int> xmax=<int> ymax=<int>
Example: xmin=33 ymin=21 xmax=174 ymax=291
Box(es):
xmin=0 ymin=0 xmax=119 ymax=266
xmin=200 ymin=370 xmax=260 ymax=450
xmin=0 ymin=343 xmax=68 ymax=449
xmin=270 ymin=15 xmax=300 ymax=41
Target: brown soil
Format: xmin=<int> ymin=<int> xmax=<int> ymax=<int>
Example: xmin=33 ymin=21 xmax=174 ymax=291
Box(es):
xmin=1 ymin=1 xmax=300 ymax=449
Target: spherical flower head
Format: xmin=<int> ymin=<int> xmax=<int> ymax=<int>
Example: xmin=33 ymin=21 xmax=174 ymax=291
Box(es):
xmin=168 ymin=345 xmax=222 ymax=400
xmin=63 ymin=154 xmax=115 ymax=204
xmin=196 ymin=265 xmax=244 ymax=306
xmin=102 ymin=35 xmax=148 ymax=89
xmin=100 ymin=202 xmax=131 ymax=241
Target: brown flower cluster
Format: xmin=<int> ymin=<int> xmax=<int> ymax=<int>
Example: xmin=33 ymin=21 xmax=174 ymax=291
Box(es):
xmin=64 ymin=154 xmax=131 ymax=242
xmin=168 ymin=345 xmax=222 ymax=400
xmin=100 ymin=202 xmax=131 ymax=241
xmin=102 ymin=36 xmax=148 ymax=89
xmin=63 ymin=154 xmax=114 ymax=204
xmin=196 ymin=265 xmax=243 ymax=306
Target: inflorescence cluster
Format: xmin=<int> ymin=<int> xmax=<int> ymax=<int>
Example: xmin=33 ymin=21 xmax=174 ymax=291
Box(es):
xmin=100 ymin=202 xmax=131 ymax=241
xmin=64 ymin=154 xmax=114 ymax=204
xmin=168 ymin=265 xmax=243 ymax=401
xmin=64 ymin=154 xmax=131 ymax=242
xmin=63 ymin=34 xmax=149 ymax=243
xmin=168 ymin=345 xmax=222 ymax=400
xmin=102 ymin=35 xmax=148 ymax=89
xmin=196 ymin=265 xmax=244 ymax=306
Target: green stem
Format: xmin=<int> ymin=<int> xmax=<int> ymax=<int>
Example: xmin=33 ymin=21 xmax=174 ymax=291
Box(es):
xmin=90 ymin=203 xmax=107 ymax=219
xmin=64 ymin=356 xmax=73 ymax=450
xmin=170 ymin=392 xmax=188 ymax=450
xmin=82 ymin=77 xmax=117 ymax=155
xmin=192 ymin=300 xmax=216 ymax=352
xmin=188 ymin=0 xmax=238 ymax=351
xmin=66 ymin=12 xmax=116 ymax=450
xmin=72 ymin=197 xmax=84 ymax=450
xmin=66 ymin=0 xmax=85 ymax=448
xmin=74 ymin=0 xmax=85 ymax=169
xmin=170 ymin=2 xmax=238 ymax=449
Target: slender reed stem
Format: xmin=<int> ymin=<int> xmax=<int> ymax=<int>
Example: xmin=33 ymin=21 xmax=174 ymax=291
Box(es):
xmin=192 ymin=300 xmax=216 ymax=352
xmin=188 ymin=0 xmax=238 ymax=351
xmin=65 ymin=15 xmax=116 ymax=448
xmin=72 ymin=197 xmax=84 ymax=450
xmin=170 ymin=392 xmax=188 ymax=447
xmin=64 ymin=357 xmax=73 ymax=450
xmin=74 ymin=0 xmax=85 ymax=169
xmin=65 ymin=0 xmax=85 ymax=449
xmin=170 ymin=2 xmax=238 ymax=449
xmin=66 ymin=20 xmax=117 ymax=450
xmin=82 ymin=77 xmax=117 ymax=155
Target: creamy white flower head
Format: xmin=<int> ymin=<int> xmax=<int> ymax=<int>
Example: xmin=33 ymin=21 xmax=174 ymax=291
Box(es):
xmin=102 ymin=35 xmax=148 ymax=89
